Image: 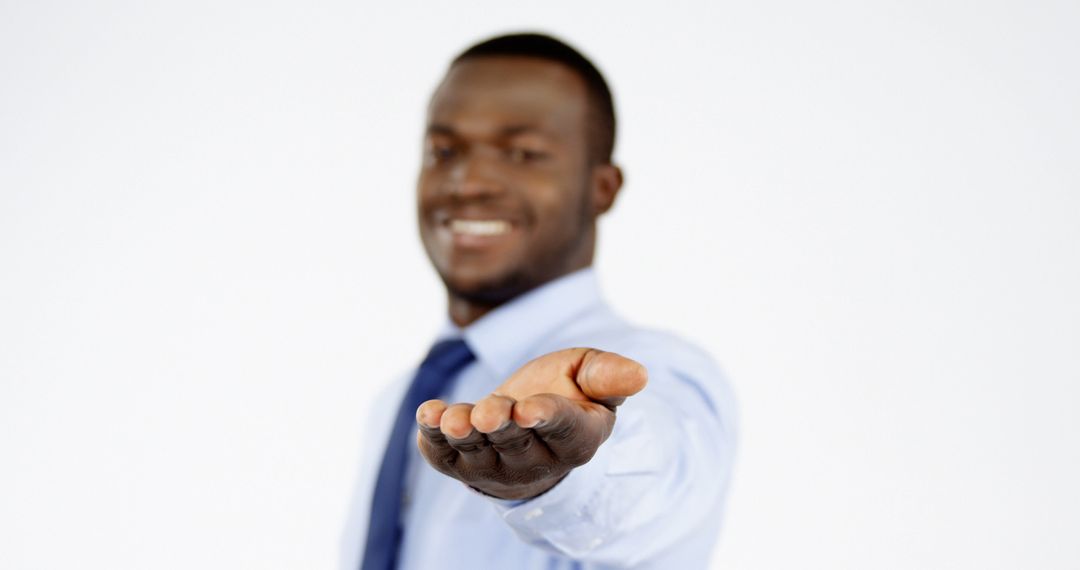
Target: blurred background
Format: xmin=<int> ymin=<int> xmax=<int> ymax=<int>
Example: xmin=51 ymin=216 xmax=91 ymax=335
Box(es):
xmin=2 ymin=1 xmax=1078 ymax=568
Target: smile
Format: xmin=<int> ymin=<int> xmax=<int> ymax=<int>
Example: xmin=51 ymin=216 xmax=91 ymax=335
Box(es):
xmin=448 ymin=219 xmax=513 ymax=236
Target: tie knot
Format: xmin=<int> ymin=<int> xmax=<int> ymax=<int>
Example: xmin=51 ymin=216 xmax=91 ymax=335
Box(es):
xmin=422 ymin=338 xmax=475 ymax=373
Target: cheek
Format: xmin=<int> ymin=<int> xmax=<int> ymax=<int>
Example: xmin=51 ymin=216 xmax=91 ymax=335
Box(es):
xmin=416 ymin=175 xmax=435 ymax=206
xmin=416 ymin=181 xmax=445 ymax=228
xmin=530 ymin=180 xmax=589 ymax=231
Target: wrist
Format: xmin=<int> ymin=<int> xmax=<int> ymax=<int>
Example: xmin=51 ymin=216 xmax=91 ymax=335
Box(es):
xmin=469 ymin=471 xmax=570 ymax=501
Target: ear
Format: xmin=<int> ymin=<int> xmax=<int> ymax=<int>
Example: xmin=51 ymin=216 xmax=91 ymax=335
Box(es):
xmin=590 ymin=163 xmax=624 ymax=217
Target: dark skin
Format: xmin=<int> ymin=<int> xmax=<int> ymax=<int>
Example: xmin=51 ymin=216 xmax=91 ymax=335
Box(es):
xmin=415 ymin=56 xmax=646 ymax=500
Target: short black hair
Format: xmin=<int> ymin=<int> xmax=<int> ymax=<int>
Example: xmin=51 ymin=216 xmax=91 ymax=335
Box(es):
xmin=452 ymin=33 xmax=617 ymax=164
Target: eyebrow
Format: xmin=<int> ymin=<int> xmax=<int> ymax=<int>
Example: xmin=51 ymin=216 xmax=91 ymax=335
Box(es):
xmin=425 ymin=123 xmax=551 ymax=138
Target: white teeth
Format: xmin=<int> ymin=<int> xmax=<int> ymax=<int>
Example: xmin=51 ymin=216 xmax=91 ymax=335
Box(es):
xmin=449 ymin=219 xmax=511 ymax=236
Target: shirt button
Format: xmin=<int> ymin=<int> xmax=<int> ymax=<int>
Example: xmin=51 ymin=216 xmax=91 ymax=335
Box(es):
xmin=524 ymin=507 xmax=544 ymax=521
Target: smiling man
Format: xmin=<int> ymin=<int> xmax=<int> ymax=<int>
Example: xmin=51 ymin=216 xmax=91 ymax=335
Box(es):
xmin=342 ymin=33 xmax=737 ymax=570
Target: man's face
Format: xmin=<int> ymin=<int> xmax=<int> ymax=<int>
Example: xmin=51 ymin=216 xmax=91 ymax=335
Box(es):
xmin=418 ymin=56 xmax=598 ymax=305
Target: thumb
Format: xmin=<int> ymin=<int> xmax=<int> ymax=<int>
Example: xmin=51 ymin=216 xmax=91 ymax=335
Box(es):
xmin=575 ymin=349 xmax=648 ymax=408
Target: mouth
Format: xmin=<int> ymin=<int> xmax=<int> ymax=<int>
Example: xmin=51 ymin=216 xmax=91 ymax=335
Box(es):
xmin=432 ymin=215 xmax=519 ymax=250
xmin=448 ymin=219 xmax=513 ymax=237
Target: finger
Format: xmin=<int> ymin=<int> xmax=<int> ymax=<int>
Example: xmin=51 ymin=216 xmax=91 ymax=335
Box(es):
xmin=514 ymin=393 xmax=614 ymax=466
xmin=485 ymin=420 xmax=556 ymax=489
xmin=444 ymin=428 xmax=497 ymax=473
xmin=415 ymin=400 xmax=457 ymax=469
xmin=439 ymin=402 xmax=502 ymax=476
xmin=417 ymin=399 xmax=449 ymax=429
xmin=439 ymin=403 xmax=476 ymax=440
xmin=485 ymin=419 xmax=547 ymax=462
xmin=575 ymin=349 xmax=648 ymax=407
xmin=470 ymin=394 xmax=515 ymax=434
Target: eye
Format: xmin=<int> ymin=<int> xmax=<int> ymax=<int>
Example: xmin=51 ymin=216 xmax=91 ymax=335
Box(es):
xmin=427 ymin=143 xmax=458 ymax=163
xmin=507 ymin=147 xmax=548 ymax=163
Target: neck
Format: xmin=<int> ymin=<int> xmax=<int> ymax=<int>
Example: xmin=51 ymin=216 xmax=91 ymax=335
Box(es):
xmin=446 ymin=263 xmax=593 ymax=328
xmin=447 ymin=295 xmax=498 ymax=328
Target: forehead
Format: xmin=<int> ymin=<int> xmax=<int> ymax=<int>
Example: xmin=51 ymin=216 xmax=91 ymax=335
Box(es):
xmin=427 ymin=56 xmax=590 ymax=137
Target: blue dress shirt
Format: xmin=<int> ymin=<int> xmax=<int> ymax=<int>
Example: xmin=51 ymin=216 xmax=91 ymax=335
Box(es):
xmin=341 ymin=268 xmax=737 ymax=569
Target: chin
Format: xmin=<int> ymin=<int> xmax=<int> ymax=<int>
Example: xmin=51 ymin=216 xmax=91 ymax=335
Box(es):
xmin=439 ymin=267 xmax=532 ymax=307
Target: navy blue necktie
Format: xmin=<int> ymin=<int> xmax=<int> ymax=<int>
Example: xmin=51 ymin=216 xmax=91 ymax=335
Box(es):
xmin=361 ymin=339 xmax=475 ymax=570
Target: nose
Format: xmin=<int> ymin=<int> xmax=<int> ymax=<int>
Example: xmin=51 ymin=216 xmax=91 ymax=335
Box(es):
xmin=446 ymin=147 xmax=505 ymax=200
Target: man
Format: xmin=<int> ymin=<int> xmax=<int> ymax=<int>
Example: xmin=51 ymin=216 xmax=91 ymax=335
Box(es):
xmin=342 ymin=33 xmax=737 ymax=569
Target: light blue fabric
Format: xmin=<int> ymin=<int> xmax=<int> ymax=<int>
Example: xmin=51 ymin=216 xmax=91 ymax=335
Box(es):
xmin=341 ymin=268 xmax=738 ymax=569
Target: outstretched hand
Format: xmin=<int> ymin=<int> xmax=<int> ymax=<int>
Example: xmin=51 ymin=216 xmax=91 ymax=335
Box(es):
xmin=415 ymin=348 xmax=648 ymax=500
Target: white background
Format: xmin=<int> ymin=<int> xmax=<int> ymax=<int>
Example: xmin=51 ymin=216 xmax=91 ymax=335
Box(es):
xmin=2 ymin=1 xmax=1078 ymax=568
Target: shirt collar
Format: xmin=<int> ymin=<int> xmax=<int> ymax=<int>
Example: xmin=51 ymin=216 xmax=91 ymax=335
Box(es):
xmin=436 ymin=267 xmax=604 ymax=380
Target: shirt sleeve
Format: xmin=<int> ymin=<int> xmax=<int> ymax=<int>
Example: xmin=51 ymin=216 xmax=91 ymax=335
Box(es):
xmin=480 ymin=354 xmax=738 ymax=567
